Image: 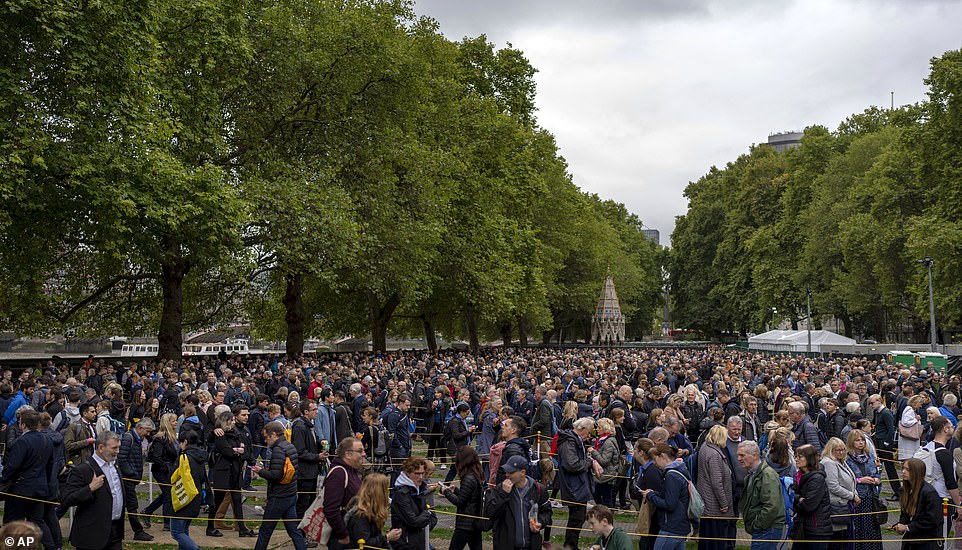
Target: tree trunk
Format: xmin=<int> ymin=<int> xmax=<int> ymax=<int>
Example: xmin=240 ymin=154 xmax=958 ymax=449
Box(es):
xmin=517 ymin=317 xmax=528 ymax=346
xmin=157 ymin=243 xmax=189 ymax=360
xmin=499 ymin=320 xmax=512 ymax=347
xmin=465 ymin=303 xmax=479 ymax=353
xmin=541 ymin=329 xmax=555 ymax=345
xmin=422 ymin=315 xmax=438 ymax=353
xmin=368 ymin=291 xmax=400 ymax=352
xmin=841 ymin=314 xmax=853 ymax=339
xmin=791 ymin=318 xmax=799 ymax=330
xmin=283 ymin=271 xmax=305 ymax=358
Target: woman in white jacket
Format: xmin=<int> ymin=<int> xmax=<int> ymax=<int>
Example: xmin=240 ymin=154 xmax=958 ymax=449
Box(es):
xmin=821 ymin=437 xmax=859 ymax=550
xmin=898 ymin=394 xmax=927 ymax=460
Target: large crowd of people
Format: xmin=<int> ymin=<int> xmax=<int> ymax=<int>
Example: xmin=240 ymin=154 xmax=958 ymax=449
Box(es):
xmin=0 ymin=346 xmax=959 ymax=550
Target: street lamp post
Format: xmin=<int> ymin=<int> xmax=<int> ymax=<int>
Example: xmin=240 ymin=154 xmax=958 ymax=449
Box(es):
xmin=918 ymin=257 xmax=937 ymax=352
xmin=771 ymin=307 xmax=777 ymax=331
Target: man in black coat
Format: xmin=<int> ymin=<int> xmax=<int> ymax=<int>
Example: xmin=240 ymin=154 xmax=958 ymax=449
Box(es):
xmin=117 ymin=418 xmax=154 ymax=541
xmin=290 ymin=399 xmax=323 ymax=518
xmin=61 ymin=431 xmax=126 ymax=550
xmin=0 ymin=409 xmax=55 ymax=549
xmin=497 ymin=415 xmax=531 ymax=484
xmin=869 ymin=394 xmax=902 ymax=500
xmin=252 ymin=421 xmax=306 ymax=550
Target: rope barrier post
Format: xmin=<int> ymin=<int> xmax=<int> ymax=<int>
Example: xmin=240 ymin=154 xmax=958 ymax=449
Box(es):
xmin=537 ymin=431 xmax=542 ymax=460
xmin=358 ymin=538 xmax=365 ymax=550
xmin=424 ymin=505 xmax=431 ymax=550
xmin=69 ymin=506 xmax=73 ymax=531
xmin=945 ymin=498 xmax=950 ymax=542
xmin=148 ymin=468 xmax=154 ymax=504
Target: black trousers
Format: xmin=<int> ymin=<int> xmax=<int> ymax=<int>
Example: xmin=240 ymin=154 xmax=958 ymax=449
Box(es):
xmin=449 ymin=528 xmax=483 ymax=550
xmin=3 ymin=497 xmax=53 ymax=549
xmin=564 ymin=502 xmax=587 ymax=550
xmin=877 ymin=444 xmax=902 ymax=496
xmin=122 ymin=481 xmax=146 ymax=534
xmin=697 ymin=518 xmax=736 ymax=550
xmin=75 ymin=518 xmax=124 ymax=550
xmin=295 ymin=477 xmax=318 ymax=518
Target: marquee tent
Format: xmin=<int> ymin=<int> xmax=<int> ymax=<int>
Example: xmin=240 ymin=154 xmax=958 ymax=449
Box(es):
xmin=748 ymin=330 xmax=857 ymax=353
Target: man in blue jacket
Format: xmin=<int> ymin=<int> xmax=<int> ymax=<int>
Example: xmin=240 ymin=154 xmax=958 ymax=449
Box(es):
xmin=0 ymin=409 xmax=55 ymax=549
xmin=3 ymin=380 xmax=34 ymax=426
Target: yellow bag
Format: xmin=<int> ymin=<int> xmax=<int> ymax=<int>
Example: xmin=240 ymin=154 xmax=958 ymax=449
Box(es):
xmin=171 ymin=454 xmax=199 ymax=511
xmin=280 ymin=455 xmax=296 ymax=484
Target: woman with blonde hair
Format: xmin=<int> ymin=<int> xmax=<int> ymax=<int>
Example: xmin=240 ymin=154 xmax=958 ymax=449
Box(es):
xmin=820 ymin=437 xmax=859 ymax=550
xmin=695 ymin=425 xmax=734 ymax=550
xmin=592 ymin=417 xmax=622 ymax=507
xmin=144 ymin=413 xmax=179 ymax=530
xmin=348 ymin=473 xmax=403 ymax=549
xmin=844 ymin=429 xmax=882 ymax=550
xmin=560 ymin=400 xmax=578 ymax=431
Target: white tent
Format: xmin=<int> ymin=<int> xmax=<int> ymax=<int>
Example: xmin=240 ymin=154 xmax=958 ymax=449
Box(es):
xmin=748 ymin=330 xmax=856 ymax=353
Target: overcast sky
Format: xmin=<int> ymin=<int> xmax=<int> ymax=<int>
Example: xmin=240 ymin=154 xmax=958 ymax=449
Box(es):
xmin=413 ymin=0 xmax=962 ymax=245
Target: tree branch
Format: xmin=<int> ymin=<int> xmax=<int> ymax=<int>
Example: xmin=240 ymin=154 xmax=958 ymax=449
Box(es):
xmin=59 ymin=273 xmax=158 ymax=323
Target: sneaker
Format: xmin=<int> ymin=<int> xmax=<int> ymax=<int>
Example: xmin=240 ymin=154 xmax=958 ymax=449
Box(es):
xmin=440 ymin=465 xmax=447 ymax=470
xmin=254 ymin=505 xmax=265 ymax=516
xmin=133 ymin=531 xmax=154 ymax=542
xmin=206 ymin=528 xmax=224 ymax=537
xmin=243 ymin=485 xmax=258 ymax=492
xmin=550 ymin=500 xmax=563 ymax=509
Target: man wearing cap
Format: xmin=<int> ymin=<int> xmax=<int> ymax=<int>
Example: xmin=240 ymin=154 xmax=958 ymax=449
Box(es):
xmin=484 ymin=455 xmax=551 ymax=550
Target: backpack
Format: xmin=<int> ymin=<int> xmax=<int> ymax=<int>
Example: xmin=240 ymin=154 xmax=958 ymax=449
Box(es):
xmin=668 ymin=468 xmax=704 ymax=521
xmin=54 ymin=410 xmax=73 ymax=435
xmin=280 ymin=455 xmax=296 ymax=484
xmin=914 ymin=443 xmax=953 ymax=486
xmin=475 ymin=486 xmax=495 ymax=532
xmin=373 ymin=424 xmax=389 ymax=457
xmin=487 ymin=441 xmax=506 ymax=485
xmin=108 ymin=415 xmax=126 ymax=434
xmin=779 ymin=475 xmax=796 ymax=533
xmin=816 ymin=429 xmax=829 ymax=448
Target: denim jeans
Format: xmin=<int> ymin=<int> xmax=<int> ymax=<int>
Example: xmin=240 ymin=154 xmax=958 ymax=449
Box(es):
xmin=143 ymin=484 xmax=173 ymax=526
xmin=749 ymin=526 xmax=784 ymax=550
xmin=253 ymin=494 xmax=306 ymax=550
xmin=170 ymin=518 xmax=201 ymax=550
xmin=652 ymin=532 xmax=688 ymax=550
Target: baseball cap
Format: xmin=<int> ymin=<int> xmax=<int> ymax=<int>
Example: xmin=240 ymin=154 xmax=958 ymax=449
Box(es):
xmin=501 ymin=455 xmax=528 ymax=473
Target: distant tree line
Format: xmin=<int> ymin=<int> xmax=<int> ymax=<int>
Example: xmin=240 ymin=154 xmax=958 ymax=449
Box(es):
xmin=0 ymin=0 xmax=662 ymax=356
xmin=669 ymin=48 xmax=962 ymax=342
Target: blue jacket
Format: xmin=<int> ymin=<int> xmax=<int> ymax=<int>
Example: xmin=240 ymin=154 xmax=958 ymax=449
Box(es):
xmin=3 ymin=391 xmax=29 ymax=426
xmin=647 ymin=462 xmax=692 ymax=536
xmin=0 ymin=430 xmax=54 ymax=498
xmin=386 ymin=408 xmax=412 ymax=455
xmin=314 ymin=403 xmax=336 ymax=446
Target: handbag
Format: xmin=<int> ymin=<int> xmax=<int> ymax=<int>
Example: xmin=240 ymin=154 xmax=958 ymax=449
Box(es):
xmin=170 ymin=454 xmax=199 ymax=511
xmin=899 ymin=420 xmax=923 ymax=441
xmin=298 ymin=465 xmax=347 ymax=543
xmin=830 ymin=502 xmax=853 ymax=526
xmin=871 ymin=491 xmax=889 ymax=526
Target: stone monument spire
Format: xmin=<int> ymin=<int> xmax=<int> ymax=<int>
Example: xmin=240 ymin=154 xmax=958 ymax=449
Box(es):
xmin=591 ymin=271 xmax=626 ymax=345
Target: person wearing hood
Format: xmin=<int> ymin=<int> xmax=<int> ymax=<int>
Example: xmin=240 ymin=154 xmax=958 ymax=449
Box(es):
xmin=484 ymin=455 xmax=551 ymax=550
xmin=178 ymin=403 xmax=204 ymax=440
xmin=791 ymin=444 xmax=833 ymax=550
xmin=322 ymin=437 xmax=363 ymax=550
xmin=558 ymin=417 xmax=603 ymax=550
xmin=169 ymin=429 xmax=208 ymax=550
xmin=391 ymin=457 xmax=438 ymax=550
xmin=639 ymin=443 xmax=692 ymax=550
xmin=497 ymin=415 xmax=531 ymax=484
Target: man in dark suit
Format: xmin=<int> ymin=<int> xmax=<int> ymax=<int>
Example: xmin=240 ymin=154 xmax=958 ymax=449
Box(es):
xmin=869 ymin=393 xmax=902 ymax=500
xmin=0 ymin=409 xmax=55 ymax=549
xmin=61 ymin=431 xmax=126 ymax=550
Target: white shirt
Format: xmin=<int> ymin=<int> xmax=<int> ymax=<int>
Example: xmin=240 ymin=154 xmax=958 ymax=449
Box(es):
xmin=92 ymin=453 xmax=124 ymax=520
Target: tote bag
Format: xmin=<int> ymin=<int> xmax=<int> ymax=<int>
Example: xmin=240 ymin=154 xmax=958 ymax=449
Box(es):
xmin=170 ymin=454 xmax=199 ymax=511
